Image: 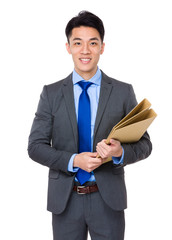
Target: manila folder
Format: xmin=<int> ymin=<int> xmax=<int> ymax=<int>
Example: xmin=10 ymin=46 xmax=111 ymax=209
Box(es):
xmin=106 ymin=98 xmax=157 ymax=144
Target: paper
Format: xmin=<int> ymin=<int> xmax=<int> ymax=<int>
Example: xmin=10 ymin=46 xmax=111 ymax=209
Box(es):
xmin=106 ymin=98 xmax=157 ymax=144
xmin=97 ymin=98 xmax=157 ymax=162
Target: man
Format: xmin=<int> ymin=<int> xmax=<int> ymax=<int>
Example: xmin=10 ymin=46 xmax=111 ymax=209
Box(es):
xmin=28 ymin=11 xmax=152 ymax=240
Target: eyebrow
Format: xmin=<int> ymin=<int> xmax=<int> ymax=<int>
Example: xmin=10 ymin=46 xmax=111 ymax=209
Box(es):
xmin=72 ymin=37 xmax=100 ymax=41
xmin=89 ymin=37 xmax=99 ymax=41
xmin=72 ymin=38 xmax=82 ymax=41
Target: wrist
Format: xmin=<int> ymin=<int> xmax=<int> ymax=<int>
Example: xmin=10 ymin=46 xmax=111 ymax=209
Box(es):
xmin=118 ymin=146 xmax=123 ymax=157
xmin=114 ymin=146 xmax=123 ymax=158
xmin=73 ymin=154 xmax=79 ymax=168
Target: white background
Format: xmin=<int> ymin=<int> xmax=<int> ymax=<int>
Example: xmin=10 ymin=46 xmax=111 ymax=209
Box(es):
xmin=0 ymin=0 xmax=172 ymax=239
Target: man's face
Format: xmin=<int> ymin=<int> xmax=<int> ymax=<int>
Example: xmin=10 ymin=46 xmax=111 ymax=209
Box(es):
xmin=66 ymin=26 xmax=105 ymax=80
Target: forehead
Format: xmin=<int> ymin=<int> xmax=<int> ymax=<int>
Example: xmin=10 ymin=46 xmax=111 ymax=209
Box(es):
xmin=70 ymin=26 xmax=101 ymax=41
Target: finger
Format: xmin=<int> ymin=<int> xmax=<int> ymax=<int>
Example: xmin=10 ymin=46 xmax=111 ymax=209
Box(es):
xmin=91 ymin=159 xmax=103 ymax=169
xmin=97 ymin=142 xmax=110 ymax=154
xmin=110 ymin=138 xmax=116 ymax=145
xmin=91 ymin=152 xmax=98 ymax=157
xmin=96 ymin=146 xmax=107 ymax=158
xmin=90 ymin=157 xmax=103 ymax=164
xmin=97 ymin=142 xmax=109 ymax=152
xmin=110 ymin=138 xmax=120 ymax=145
xmin=86 ymin=159 xmax=102 ymax=172
xmin=84 ymin=152 xmax=97 ymax=157
xmin=97 ymin=139 xmax=107 ymax=148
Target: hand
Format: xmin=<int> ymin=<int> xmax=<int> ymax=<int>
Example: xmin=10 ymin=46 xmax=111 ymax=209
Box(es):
xmin=73 ymin=152 xmax=105 ymax=172
xmin=96 ymin=139 xmax=123 ymax=159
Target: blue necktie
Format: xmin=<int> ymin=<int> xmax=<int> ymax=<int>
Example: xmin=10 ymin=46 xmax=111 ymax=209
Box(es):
xmin=76 ymin=81 xmax=93 ymax=185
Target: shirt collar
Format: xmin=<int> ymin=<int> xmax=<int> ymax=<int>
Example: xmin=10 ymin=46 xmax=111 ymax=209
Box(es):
xmin=72 ymin=67 xmax=102 ymax=86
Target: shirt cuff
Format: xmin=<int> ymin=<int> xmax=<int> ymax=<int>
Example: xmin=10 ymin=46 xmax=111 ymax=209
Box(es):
xmin=68 ymin=154 xmax=79 ymax=173
xmin=112 ymin=147 xmax=124 ymax=165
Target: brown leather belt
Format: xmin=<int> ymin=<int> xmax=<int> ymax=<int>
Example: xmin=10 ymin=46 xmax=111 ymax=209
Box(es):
xmin=73 ymin=184 xmax=99 ymax=194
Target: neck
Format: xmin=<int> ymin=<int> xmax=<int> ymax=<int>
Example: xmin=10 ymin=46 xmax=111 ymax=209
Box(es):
xmin=74 ymin=67 xmax=98 ymax=80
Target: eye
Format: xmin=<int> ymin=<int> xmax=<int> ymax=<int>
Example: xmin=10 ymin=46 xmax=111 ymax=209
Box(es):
xmin=74 ymin=42 xmax=81 ymax=46
xmin=90 ymin=42 xmax=97 ymax=46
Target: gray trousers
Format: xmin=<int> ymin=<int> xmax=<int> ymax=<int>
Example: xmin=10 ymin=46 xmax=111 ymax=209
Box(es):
xmin=52 ymin=185 xmax=125 ymax=240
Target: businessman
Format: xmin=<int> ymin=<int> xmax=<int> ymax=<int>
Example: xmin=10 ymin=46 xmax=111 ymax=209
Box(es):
xmin=28 ymin=11 xmax=152 ymax=240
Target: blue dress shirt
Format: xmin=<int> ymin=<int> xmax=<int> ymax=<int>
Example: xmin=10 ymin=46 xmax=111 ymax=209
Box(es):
xmin=68 ymin=67 xmax=124 ymax=182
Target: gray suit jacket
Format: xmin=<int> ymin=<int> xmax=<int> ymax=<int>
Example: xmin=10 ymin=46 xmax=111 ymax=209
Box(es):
xmin=28 ymin=71 xmax=152 ymax=214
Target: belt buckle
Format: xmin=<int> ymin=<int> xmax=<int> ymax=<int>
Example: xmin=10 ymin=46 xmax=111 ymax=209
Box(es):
xmin=77 ymin=186 xmax=86 ymax=195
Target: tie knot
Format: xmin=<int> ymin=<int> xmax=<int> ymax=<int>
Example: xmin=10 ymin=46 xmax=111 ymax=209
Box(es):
xmin=78 ymin=81 xmax=93 ymax=91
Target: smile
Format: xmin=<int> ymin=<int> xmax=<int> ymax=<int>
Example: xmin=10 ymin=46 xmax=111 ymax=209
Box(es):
xmin=79 ymin=58 xmax=91 ymax=64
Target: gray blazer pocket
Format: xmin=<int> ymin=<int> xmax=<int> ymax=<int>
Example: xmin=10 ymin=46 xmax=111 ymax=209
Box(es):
xmin=49 ymin=169 xmax=60 ymax=179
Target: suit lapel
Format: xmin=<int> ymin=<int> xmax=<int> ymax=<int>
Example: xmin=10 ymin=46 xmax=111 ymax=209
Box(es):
xmin=61 ymin=71 xmax=113 ymax=151
xmin=62 ymin=74 xmax=78 ymax=149
xmin=94 ymin=72 xmax=113 ymax=139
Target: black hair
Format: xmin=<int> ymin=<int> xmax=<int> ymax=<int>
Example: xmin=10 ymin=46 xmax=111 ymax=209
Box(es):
xmin=65 ymin=11 xmax=105 ymax=43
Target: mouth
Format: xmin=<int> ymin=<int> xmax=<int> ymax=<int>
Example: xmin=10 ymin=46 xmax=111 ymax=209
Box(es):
xmin=79 ymin=58 xmax=92 ymax=64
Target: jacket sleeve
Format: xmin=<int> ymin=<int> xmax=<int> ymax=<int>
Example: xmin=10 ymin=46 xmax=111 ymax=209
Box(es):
xmin=121 ymin=84 xmax=152 ymax=166
xmin=27 ymin=86 xmax=74 ymax=174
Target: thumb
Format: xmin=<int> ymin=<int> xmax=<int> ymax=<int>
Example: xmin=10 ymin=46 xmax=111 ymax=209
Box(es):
xmin=88 ymin=152 xmax=97 ymax=157
xmin=91 ymin=152 xmax=98 ymax=157
xmin=110 ymin=138 xmax=116 ymax=145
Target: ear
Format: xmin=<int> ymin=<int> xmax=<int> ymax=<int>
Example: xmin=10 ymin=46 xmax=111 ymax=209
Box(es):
xmin=66 ymin=42 xmax=71 ymax=54
xmin=100 ymin=42 xmax=105 ymax=55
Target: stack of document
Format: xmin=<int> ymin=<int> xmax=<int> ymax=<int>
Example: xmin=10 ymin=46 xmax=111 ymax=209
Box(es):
xmin=106 ymin=98 xmax=157 ymax=144
xmin=98 ymin=98 xmax=157 ymax=163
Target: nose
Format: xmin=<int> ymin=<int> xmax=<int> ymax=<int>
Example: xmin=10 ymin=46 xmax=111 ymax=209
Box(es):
xmin=81 ymin=43 xmax=91 ymax=54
